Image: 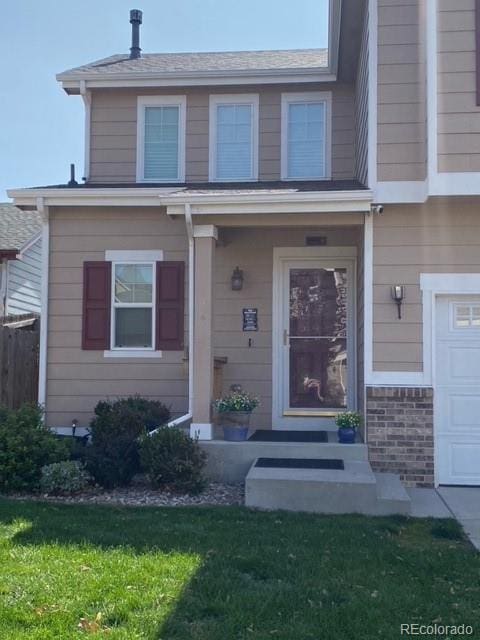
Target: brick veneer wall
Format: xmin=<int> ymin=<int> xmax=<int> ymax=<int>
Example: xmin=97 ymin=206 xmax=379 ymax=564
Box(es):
xmin=366 ymin=387 xmax=434 ymax=487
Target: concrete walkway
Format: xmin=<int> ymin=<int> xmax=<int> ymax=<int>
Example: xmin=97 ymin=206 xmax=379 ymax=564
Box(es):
xmin=437 ymin=487 xmax=480 ymax=551
xmin=405 ymin=487 xmax=480 ymax=551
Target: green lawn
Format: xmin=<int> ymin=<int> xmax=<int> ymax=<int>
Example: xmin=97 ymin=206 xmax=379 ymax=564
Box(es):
xmin=0 ymin=499 xmax=479 ymax=640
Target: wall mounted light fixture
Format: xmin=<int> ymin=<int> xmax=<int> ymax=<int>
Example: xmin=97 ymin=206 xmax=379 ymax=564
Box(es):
xmin=231 ymin=266 xmax=244 ymax=291
xmin=391 ymin=285 xmax=405 ymax=319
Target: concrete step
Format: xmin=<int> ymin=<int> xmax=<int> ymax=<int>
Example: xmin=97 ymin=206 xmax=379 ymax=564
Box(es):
xmin=245 ymin=459 xmax=412 ymax=516
xmin=374 ymin=473 xmax=411 ymax=516
xmin=201 ymin=439 xmax=369 ymax=483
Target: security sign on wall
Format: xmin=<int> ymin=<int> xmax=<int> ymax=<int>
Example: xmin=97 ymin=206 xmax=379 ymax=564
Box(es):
xmin=243 ymin=308 xmax=258 ymax=331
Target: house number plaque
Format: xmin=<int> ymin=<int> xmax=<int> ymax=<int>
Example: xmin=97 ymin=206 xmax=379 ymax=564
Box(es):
xmin=242 ymin=308 xmax=258 ymax=331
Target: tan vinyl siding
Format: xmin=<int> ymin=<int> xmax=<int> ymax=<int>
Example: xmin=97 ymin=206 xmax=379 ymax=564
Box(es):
xmin=213 ymin=226 xmax=362 ymax=428
xmin=89 ymin=84 xmax=356 ymax=183
xmin=355 ymin=2 xmax=369 ymax=186
xmin=373 ymin=199 xmax=480 ymax=371
xmin=437 ymin=0 xmax=480 ymax=172
xmin=377 ymin=0 xmax=427 ymax=181
xmin=46 ymin=206 xmax=188 ymax=428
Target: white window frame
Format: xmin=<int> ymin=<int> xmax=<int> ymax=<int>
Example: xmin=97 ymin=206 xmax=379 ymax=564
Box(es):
xmin=209 ymin=93 xmax=259 ymax=182
xmin=104 ymin=250 xmax=163 ymax=358
xmin=136 ymin=95 xmax=187 ymax=183
xmin=281 ymin=91 xmax=332 ymax=181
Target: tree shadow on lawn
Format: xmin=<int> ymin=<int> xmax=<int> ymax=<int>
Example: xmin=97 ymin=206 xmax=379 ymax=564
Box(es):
xmin=0 ymin=499 xmax=478 ymax=640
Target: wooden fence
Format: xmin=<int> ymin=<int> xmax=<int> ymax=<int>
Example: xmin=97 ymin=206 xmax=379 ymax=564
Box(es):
xmin=0 ymin=316 xmax=40 ymax=409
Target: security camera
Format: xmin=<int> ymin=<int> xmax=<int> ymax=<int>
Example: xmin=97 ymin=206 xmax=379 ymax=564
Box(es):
xmin=371 ymin=204 xmax=384 ymax=214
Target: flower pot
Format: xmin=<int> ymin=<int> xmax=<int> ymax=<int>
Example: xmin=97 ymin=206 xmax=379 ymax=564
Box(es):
xmin=338 ymin=426 xmax=356 ymax=444
xmin=220 ymin=411 xmax=251 ymax=441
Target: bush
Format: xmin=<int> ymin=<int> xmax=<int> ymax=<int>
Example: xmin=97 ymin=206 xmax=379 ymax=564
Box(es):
xmin=139 ymin=427 xmax=207 ymax=494
xmin=86 ymin=396 xmax=171 ymax=488
xmin=40 ymin=460 xmax=93 ymax=495
xmin=0 ymin=404 xmax=69 ymax=493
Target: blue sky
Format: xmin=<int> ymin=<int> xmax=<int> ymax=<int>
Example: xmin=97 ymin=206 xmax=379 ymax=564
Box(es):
xmin=0 ymin=0 xmax=328 ymax=201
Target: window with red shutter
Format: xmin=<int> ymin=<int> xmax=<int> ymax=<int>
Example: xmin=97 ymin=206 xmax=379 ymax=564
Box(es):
xmin=156 ymin=261 xmax=185 ymax=350
xmin=82 ymin=261 xmax=111 ymax=350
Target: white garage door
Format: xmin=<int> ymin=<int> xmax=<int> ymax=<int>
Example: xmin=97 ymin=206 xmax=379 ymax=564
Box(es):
xmin=436 ymin=296 xmax=480 ymax=485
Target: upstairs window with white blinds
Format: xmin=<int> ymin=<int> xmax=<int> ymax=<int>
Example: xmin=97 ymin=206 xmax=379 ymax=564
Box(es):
xmin=209 ymin=95 xmax=259 ymax=181
xmin=281 ymin=92 xmax=332 ymax=180
xmin=137 ymin=96 xmax=186 ymax=182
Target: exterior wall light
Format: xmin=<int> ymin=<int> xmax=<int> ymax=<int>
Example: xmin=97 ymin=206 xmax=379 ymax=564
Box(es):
xmin=231 ymin=266 xmax=244 ymax=291
xmin=391 ymin=285 xmax=405 ymax=319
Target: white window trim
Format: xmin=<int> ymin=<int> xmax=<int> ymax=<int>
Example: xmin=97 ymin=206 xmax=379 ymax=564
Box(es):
xmin=136 ymin=95 xmax=186 ymax=183
xmin=208 ymin=93 xmax=259 ymax=182
xmin=281 ymin=91 xmax=332 ymax=181
xmin=104 ymin=250 xmax=163 ymax=358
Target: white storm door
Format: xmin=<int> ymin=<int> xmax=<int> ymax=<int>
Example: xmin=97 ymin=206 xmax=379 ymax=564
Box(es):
xmin=436 ymin=296 xmax=480 ymax=485
xmin=272 ymin=249 xmax=356 ymax=428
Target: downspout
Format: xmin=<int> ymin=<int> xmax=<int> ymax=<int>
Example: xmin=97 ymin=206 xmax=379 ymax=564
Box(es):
xmin=166 ymin=202 xmax=194 ymax=428
xmin=80 ymin=80 xmax=91 ymax=181
xmin=37 ymin=197 xmax=49 ymax=411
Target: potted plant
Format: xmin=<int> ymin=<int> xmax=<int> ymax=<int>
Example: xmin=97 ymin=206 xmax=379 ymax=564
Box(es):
xmin=336 ymin=411 xmax=362 ymax=444
xmin=213 ymin=391 xmax=259 ymax=441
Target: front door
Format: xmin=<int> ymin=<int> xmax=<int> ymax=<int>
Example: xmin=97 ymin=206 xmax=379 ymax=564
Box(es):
xmin=436 ymin=296 xmax=480 ymax=485
xmin=273 ymin=248 xmax=356 ymax=428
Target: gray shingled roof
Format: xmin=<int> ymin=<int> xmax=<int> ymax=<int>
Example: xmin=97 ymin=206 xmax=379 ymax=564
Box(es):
xmin=58 ymin=48 xmax=328 ymax=77
xmin=0 ymin=204 xmax=42 ymax=251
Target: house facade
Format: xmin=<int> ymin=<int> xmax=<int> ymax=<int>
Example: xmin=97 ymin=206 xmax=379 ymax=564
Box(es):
xmin=8 ymin=0 xmax=480 ymax=488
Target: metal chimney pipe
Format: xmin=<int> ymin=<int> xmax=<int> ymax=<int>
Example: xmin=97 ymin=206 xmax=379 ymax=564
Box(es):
xmin=129 ymin=9 xmax=143 ymax=59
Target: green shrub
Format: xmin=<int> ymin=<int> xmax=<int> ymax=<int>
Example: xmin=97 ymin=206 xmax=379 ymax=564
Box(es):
xmin=0 ymin=404 xmax=69 ymax=493
xmin=86 ymin=396 xmax=171 ymax=488
xmin=139 ymin=427 xmax=207 ymax=494
xmin=40 ymin=460 xmax=93 ymax=495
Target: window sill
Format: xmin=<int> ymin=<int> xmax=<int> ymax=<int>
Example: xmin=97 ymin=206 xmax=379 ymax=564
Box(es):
xmin=103 ymin=350 xmax=163 ymax=359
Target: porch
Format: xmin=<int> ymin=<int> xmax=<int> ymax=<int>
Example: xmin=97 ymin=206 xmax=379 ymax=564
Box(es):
xmin=183 ymin=216 xmax=367 ymax=439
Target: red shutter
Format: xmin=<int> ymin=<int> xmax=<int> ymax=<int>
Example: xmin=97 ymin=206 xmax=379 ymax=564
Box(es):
xmin=82 ymin=261 xmax=111 ymax=350
xmin=156 ymin=261 xmax=185 ymax=350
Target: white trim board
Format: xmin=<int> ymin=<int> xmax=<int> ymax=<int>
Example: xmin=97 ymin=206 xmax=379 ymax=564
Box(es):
xmin=367 ymin=0 xmax=378 ymax=192
xmin=375 ymin=181 xmax=428 ymax=204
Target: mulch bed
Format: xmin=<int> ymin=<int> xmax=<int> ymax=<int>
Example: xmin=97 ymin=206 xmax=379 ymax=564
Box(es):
xmin=6 ymin=482 xmax=245 ymax=508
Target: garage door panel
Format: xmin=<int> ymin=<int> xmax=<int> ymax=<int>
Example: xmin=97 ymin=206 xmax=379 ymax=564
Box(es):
xmin=436 ymin=295 xmax=480 ymax=485
xmin=437 ymin=437 xmax=480 ymax=485
xmin=436 ymin=388 xmax=480 ymax=431
xmin=437 ymin=345 xmax=480 ymax=384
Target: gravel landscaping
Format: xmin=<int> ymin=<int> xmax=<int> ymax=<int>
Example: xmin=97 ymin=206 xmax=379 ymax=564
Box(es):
xmin=6 ymin=481 xmax=245 ymax=507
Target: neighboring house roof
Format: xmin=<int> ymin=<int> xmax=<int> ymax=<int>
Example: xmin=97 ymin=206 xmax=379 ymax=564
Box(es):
xmin=58 ymin=48 xmax=328 ymax=79
xmin=0 ymin=203 xmax=42 ymax=253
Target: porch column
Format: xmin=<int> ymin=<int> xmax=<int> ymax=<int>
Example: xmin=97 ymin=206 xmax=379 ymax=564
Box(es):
xmin=191 ymin=225 xmax=218 ymax=440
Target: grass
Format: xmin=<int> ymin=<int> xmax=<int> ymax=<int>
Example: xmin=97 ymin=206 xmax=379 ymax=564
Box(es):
xmin=0 ymin=499 xmax=479 ymax=639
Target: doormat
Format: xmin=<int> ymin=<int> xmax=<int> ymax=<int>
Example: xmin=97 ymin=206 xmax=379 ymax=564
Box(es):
xmin=248 ymin=430 xmax=328 ymax=443
xmin=255 ymin=457 xmax=344 ymax=470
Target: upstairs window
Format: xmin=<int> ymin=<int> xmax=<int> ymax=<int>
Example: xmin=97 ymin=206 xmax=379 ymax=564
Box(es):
xmin=209 ymin=94 xmax=259 ymax=181
xmin=281 ymin=92 xmax=332 ymax=180
xmin=137 ymin=96 xmax=186 ymax=182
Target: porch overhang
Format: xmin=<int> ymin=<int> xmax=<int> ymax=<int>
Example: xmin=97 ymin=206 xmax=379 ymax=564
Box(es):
xmin=7 ymin=186 xmax=373 ymax=216
xmin=163 ymin=190 xmax=374 ymax=218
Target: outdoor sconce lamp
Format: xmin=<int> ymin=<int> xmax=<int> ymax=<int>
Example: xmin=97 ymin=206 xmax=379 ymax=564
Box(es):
xmin=391 ymin=285 xmax=405 ymax=319
xmin=231 ymin=266 xmax=244 ymax=291
xmin=71 ymin=418 xmax=78 ymax=437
